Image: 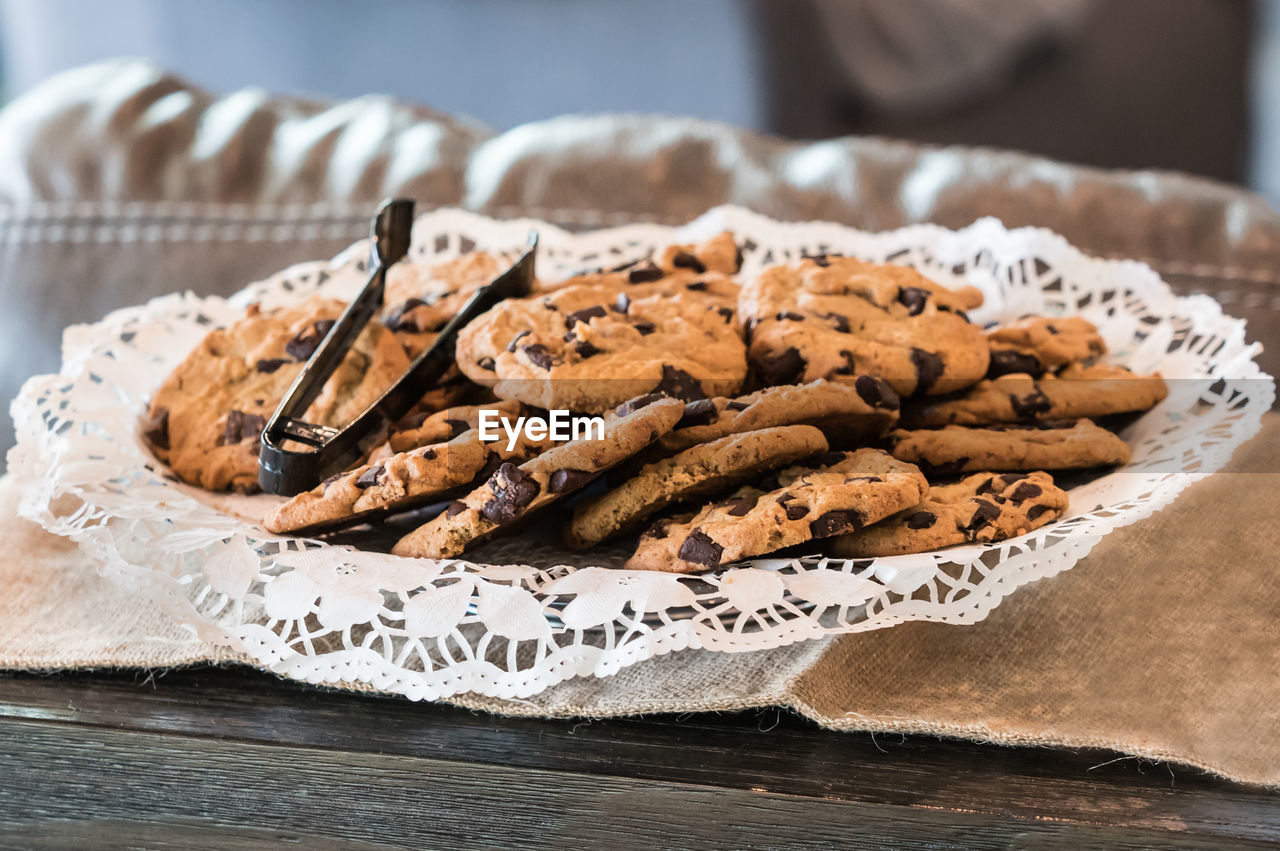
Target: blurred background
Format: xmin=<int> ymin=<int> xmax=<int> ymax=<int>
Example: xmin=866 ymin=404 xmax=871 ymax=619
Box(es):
xmin=0 ymin=0 xmax=1274 ymax=205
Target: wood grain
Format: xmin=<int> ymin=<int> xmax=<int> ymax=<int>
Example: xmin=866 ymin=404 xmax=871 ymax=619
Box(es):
xmin=1 ymin=669 xmax=1277 ymax=849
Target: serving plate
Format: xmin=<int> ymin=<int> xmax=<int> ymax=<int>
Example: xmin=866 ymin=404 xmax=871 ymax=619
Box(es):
xmin=9 ymin=206 xmax=1272 ymax=700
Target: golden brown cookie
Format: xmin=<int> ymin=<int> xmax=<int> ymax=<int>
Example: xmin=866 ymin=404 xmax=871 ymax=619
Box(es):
xmin=887 ymin=419 xmax=1131 ymax=475
xmin=143 ymin=296 xmax=410 ymax=492
xmin=455 ymin=276 xmax=747 ymax=413
xmin=264 ymin=406 xmax=555 ymax=536
xmin=829 ymin=471 xmax=1068 ymax=557
xmin=392 ymin=394 xmax=686 ymax=559
xmin=624 ymin=448 xmax=928 ymax=573
xmin=737 ymin=255 xmax=988 ymax=396
xmin=656 ymin=377 xmax=900 ymax=454
xmin=903 ymin=363 xmax=1168 ymax=428
xmin=382 ymin=252 xmax=508 ymax=356
xmin=565 ymin=425 xmax=829 ymax=550
xmin=987 ymin=315 xmax=1106 ymax=378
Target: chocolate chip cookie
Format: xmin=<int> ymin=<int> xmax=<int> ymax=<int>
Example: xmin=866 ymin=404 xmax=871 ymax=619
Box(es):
xmin=737 ymin=255 xmax=989 ymax=396
xmin=657 ymin=231 xmax=744 ymax=276
xmin=391 ymin=394 xmax=686 ymax=558
xmin=144 ymin=296 xmax=411 ymax=492
xmin=657 ymin=377 xmax=901 ymax=454
xmin=566 ymin=424 xmax=830 ymax=549
xmin=987 ymin=316 xmax=1106 ymax=378
xmin=383 ymin=251 xmax=507 ymax=356
xmin=828 ymin=471 xmax=1068 ymax=557
xmin=387 ymin=400 xmax=521 ymax=454
xmin=624 ymin=448 xmax=928 ymax=573
xmin=455 ymin=277 xmax=747 ymax=413
xmin=903 ymin=363 xmax=1168 ymax=428
xmin=536 ymin=232 xmax=743 ymax=306
xmin=264 ymin=405 xmax=554 ymax=536
xmin=887 ymin=419 xmax=1131 ymax=476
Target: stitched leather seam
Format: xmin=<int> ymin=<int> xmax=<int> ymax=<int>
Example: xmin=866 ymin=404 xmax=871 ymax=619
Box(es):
xmin=0 ymin=202 xmax=1277 ymax=286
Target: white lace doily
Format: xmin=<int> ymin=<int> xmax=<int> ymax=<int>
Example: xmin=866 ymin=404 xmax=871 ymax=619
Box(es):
xmin=8 ymin=206 xmax=1273 ymax=700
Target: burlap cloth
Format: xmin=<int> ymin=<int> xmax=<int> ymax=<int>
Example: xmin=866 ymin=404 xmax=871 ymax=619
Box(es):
xmin=3 ymin=416 xmax=1276 ymax=787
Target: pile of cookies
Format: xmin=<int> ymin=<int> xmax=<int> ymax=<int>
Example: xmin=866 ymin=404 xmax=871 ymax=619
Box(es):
xmin=143 ymin=232 xmax=1167 ymax=572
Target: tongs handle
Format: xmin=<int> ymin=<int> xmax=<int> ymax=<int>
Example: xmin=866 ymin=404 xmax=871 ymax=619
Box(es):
xmin=258 ymin=198 xmax=537 ymax=495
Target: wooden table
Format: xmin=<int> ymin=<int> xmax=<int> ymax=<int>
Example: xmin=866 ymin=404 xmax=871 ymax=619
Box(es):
xmin=1 ymin=667 xmax=1276 ymax=848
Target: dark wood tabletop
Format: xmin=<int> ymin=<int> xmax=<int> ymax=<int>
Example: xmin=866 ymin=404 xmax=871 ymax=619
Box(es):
xmin=1 ymin=667 xmax=1276 ymax=849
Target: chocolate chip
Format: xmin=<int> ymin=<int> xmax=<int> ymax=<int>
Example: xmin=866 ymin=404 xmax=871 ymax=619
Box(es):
xmin=685 ymin=280 xmax=708 ymax=292
xmin=716 ymin=307 xmax=734 ymax=323
xmin=721 ymin=496 xmax=754 ymax=516
xmin=775 ymin=311 xmax=805 ymax=322
xmin=1009 ymin=387 xmax=1052 ymax=420
xmin=421 ymin=447 xmax=437 ymax=460
xmin=672 ymin=251 xmax=707 ymax=273
xmin=549 ymin=469 xmax=594 ymax=493
xmin=628 ymin=261 xmax=664 ymax=283
xmin=645 ymin=517 xmax=676 ymax=540
xmin=655 ymin=365 xmax=705 ymax=401
xmin=632 ymin=320 xmax=656 ymax=336
xmin=754 ymin=346 xmax=806 ymax=386
xmin=678 ymin=530 xmax=723 ymax=568
xmin=477 ymin=356 xmax=496 ymax=371
xmin=909 ymin=348 xmax=945 ymax=393
xmin=386 ymin=297 xmax=430 ymax=332
xmin=834 ymin=350 xmax=857 ymax=376
xmin=142 ymin=407 xmax=170 ymax=451
xmin=480 ymin=463 xmax=541 ymax=523
xmin=676 ymin=399 xmax=719 ymax=429
xmin=805 ymin=252 xmax=839 ymax=267
xmin=810 ymin=510 xmax=861 ymax=538
xmin=220 ymin=410 xmax=266 ymax=446
xmin=1027 ymin=504 xmax=1053 ymax=522
xmin=445 ymin=500 xmax=468 ymax=517
xmin=964 ymin=499 xmax=1002 ymax=537
xmin=256 ymin=358 xmax=289 ymax=374
xmin=616 ymin=393 xmax=664 ymax=416
xmin=574 ymin=340 xmax=602 ymax=358
xmin=355 ymin=465 xmax=384 ymax=488
xmin=784 ymin=503 xmax=810 ymax=521
xmin=284 ymin=319 xmax=336 ymax=361
xmin=1009 ymin=482 xmax=1043 ymax=502
xmin=565 ymin=305 xmax=607 ymax=329
xmin=615 ymin=292 xmax=631 ymax=314
xmin=1045 ymin=323 xmax=1060 ymax=335
xmin=823 ymin=312 xmax=851 ymax=334
xmin=733 ymin=245 xmax=744 ymax=272
xmin=898 ymin=286 xmax=930 ymax=316
xmin=905 ymin=510 xmax=937 ymax=529
xmin=522 ymin=344 xmax=556 ymax=370
xmin=610 ymin=258 xmax=640 ymax=272
xmin=321 ymin=472 xmax=343 ymax=490
xmin=726 ymin=401 xmax=750 ymax=412
xmin=988 ymin=349 xmax=1043 ymax=378
xmin=854 ymin=375 xmax=901 ymax=411
xmin=506 ymin=330 xmax=531 ymax=352
xmin=445 ymin=419 xmax=469 ymax=438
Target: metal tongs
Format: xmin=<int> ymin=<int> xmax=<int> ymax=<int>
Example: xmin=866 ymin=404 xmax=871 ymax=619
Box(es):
xmin=259 ymin=198 xmax=537 ymax=495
